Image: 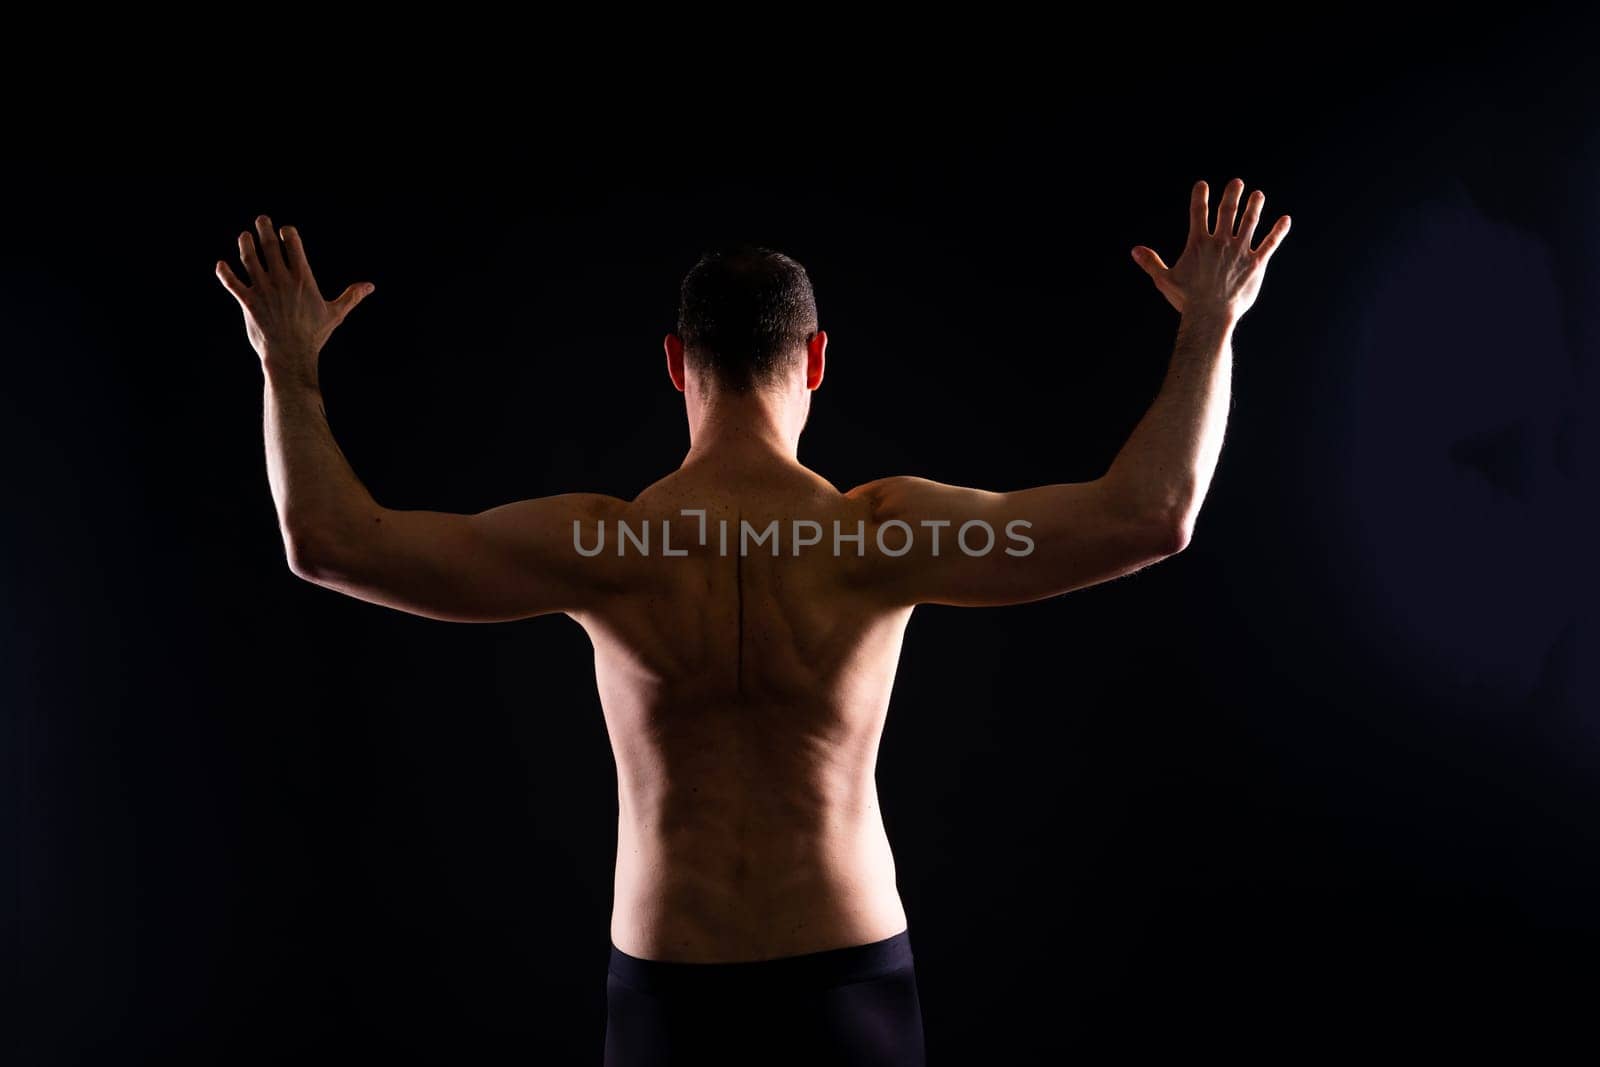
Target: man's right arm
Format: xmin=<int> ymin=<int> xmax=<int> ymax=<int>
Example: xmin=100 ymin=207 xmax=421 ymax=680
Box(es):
xmin=846 ymin=177 xmax=1290 ymax=608
xmin=219 ymin=215 xmax=633 ymax=624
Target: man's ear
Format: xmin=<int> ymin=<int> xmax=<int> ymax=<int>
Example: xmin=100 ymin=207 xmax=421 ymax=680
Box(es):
xmin=806 ymin=330 xmax=827 ymax=391
xmin=665 ymin=333 xmax=687 ymax=393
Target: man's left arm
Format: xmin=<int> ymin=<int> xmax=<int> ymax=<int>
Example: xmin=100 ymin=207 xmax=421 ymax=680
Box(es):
xmin=219 ymin=214 xmax=627 ymax=623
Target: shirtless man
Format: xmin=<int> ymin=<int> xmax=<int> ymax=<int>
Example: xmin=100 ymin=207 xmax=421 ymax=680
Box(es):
xmin=216 ymin=178 xmax=1289 ymax=1066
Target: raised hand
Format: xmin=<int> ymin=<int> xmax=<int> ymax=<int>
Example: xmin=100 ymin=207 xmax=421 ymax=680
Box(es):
xmin=216 ymin=215 xmax=375 ymax=381
xmin=1131 ymin=179 xmax=1290 ymax=317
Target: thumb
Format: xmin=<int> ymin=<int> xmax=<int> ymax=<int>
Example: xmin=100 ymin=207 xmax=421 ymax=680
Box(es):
xmin=1130 ymin=246 xmax=1168 ymax=280
xmin=331 ymin=281 xmax=376 ymax=320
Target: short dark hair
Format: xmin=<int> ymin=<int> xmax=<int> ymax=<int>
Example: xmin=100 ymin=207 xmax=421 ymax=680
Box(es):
xmin=676 ymin=244 xmax=818 ymax=391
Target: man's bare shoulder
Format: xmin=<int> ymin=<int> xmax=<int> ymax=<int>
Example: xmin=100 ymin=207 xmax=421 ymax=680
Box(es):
xmin=840 ymin=474 xmax=989 ymax=521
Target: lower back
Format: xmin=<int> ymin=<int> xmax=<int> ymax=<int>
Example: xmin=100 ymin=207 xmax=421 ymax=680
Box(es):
xmin=608 ymin=729 xmax=908 ymax=961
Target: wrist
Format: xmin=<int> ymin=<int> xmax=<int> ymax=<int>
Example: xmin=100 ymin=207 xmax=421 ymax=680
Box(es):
xmin=1179 ymin=300 xmax=1239 ymax=328
xmin=262 ymin=349 xmax=321 ymax=391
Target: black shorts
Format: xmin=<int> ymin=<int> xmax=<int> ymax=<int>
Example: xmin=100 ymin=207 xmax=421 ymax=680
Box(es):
xmin=603 ymin=930 xmax=926 ymax=1066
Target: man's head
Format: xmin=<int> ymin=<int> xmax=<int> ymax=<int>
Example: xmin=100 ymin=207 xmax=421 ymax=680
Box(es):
xmin=666 ymin=244 xmax=825 ymax=397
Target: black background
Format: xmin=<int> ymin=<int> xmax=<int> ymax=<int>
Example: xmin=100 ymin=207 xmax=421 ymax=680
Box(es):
xmin=10 ymin=24 xmax=1594 ymax=1064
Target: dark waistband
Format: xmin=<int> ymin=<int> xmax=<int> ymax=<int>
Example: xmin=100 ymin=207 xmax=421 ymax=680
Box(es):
xmin=608 ymin=930 xmax=914 ymax=993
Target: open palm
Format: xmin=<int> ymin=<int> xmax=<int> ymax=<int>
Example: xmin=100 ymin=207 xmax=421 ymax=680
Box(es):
xmin=1132 ymin=178 xmax=1290 ymax=317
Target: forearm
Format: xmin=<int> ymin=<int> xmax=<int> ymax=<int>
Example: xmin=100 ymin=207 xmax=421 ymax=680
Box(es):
xmin=1105 ymin=305 xmax=1236 ymax=532
xmin=263 ymin=363 xmax=379 ymax=564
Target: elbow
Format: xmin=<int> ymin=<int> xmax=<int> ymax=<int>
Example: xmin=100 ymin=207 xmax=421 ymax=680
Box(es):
xmin=283 ymin=525 xmax=341 ymax=583
xmin=1148 ymin=510 xmax=1194 ymax=557
xmin=1103 ymin=473 xmax=1195 ymax=559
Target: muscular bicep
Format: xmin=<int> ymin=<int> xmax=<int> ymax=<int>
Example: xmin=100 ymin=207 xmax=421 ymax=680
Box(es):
xmin=292 ymin=493 xmax=631 ymax=623
xmin=845 ymin=475 xmax=1181 ymax=608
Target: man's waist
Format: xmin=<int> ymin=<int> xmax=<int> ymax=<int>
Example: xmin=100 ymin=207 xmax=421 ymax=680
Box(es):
xmin=619 ymin=816 xmax=891 ymax=870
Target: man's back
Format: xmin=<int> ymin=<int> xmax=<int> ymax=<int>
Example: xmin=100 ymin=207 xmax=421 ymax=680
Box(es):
xmin=580 ymin=457 xmax=913 ymax=962
xmin=221 ymin=179 xmax=1289 ymax=1060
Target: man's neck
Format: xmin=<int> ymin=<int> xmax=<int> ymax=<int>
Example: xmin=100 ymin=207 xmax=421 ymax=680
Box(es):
xmin=683 ymin=391 xmax=800 ymax=467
